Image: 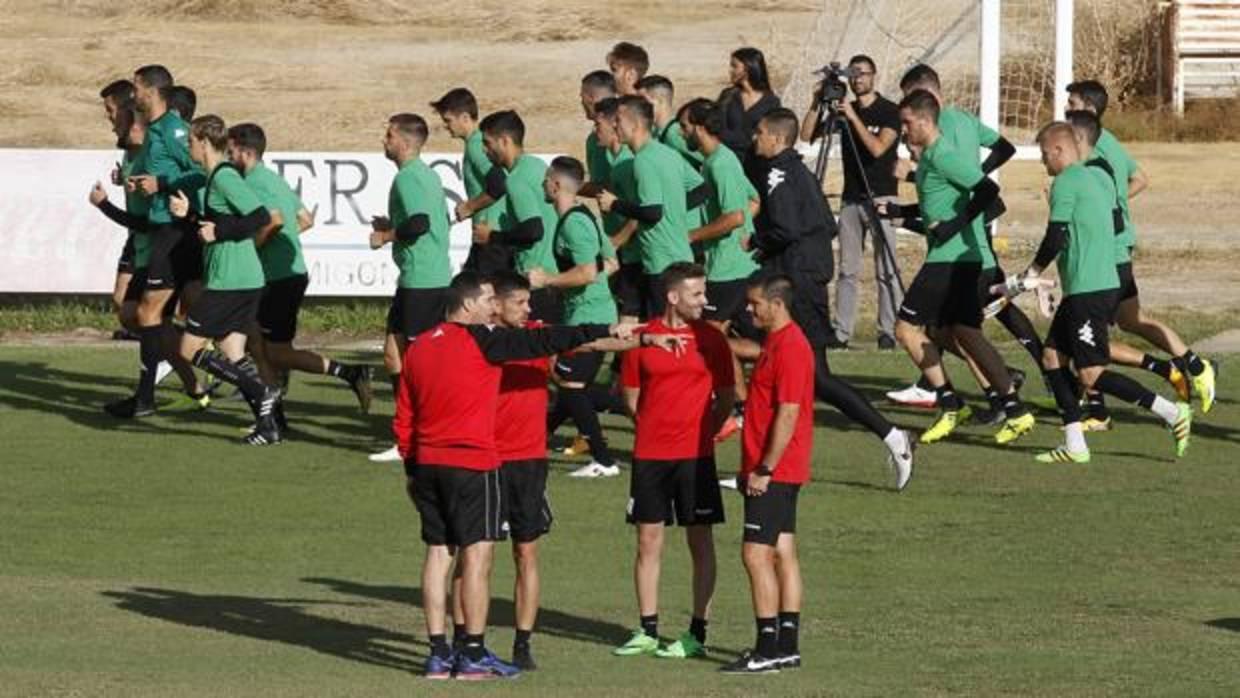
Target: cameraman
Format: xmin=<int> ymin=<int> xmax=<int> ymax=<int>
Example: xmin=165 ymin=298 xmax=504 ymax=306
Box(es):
xmin=800 ymin=54 xmax=902 ymax=351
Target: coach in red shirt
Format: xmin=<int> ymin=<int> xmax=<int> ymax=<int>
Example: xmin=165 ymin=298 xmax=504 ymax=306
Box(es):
xmin=721 ymin=273 xmax=815 ymax=675
xmin=394 ymin=270 xmax=640 ymax=679
xmin=615 ymin=261 xmax=736 ymax=660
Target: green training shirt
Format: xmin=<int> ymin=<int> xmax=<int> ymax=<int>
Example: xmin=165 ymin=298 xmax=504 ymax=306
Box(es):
xmin=607 ymin=151 xmax=641 ymax=265
xmin=138 ymin=110 xmax=200 ymax=224
xmin=1092 ymin=128 xmax=1139 ymax=262
xmin=699 ymin=144 xmax=760 ymax=282
xmin=120 ymin=149 xmax=151 ymax=269
xmin=915 ymin=136 xmax=995 ymax=266
xmin=657 ymin=120 xmax=705 ymax=168
xmin=633 ymin=139 xmax=694 ymax=275
xmin=389 ymin=157 xmax=452 ymax=289
xmin=938 ymin=106 xmax=1000 ymax=159
xmin=555 ymin=206 xmax=618 ymax=325
xmin=501 ymin=154 xmax=559 ymax=275
xmin=244 ymin=162 xmax=307 ymax=281
xmin=463 ymin=129 xmax=505 ymax=229
xmin=1048 ymin=161 xmax=1120 ymax=297
xmin=203 ymin=164 xmax=266 ymax=291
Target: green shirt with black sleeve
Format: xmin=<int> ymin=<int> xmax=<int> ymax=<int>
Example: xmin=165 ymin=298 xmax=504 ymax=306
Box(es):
xmin=700 ymin=144 xmax=760 ymax=281
xmin=914 ymin=135 xmax=996 ymax=267
xmin=499 ymin=153 xmax=559 ymax=274
xmin=202 ymin=164 xmax=266 ymax=291
xmin=244 ymin=162 xmax=307 ymax=282
xmin=388 ymin=157 xmax=452 ymax=289
xmin=1047 ymin=161 xmax=1120 ymax=297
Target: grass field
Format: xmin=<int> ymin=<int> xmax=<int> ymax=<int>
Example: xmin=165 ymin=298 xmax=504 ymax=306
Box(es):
xmin=2 ymin=343 xmax=1238 ymax=697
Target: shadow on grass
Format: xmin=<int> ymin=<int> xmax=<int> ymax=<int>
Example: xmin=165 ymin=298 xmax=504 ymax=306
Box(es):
xmin=1205 ymin=618 xmax=1240 ymax=633
xmin=303 ymin=577 xmax=633 ymax=649
xmin=102 ymin=586 xmax=424 ymax=671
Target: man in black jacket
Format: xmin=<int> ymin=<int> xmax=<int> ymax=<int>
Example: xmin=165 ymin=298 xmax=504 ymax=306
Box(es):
xmin=741 ymin=109 xmax=913 ymax=491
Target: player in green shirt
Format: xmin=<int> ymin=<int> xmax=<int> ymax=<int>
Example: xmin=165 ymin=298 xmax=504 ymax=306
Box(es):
xmin=580 ymin=70 xmax=619 ymax=198
xmin=1066 ymin=80 xmax=1216 ymax=414
xmin=100 ymin=79 xmax=140 ymax=326
xmin=1007 ymin=123 xmax=1190 ymax=463
xmin=169 ymin=115 xmax=284 ymax=445
xmin=479 ymin=110 xmax=562 ymax=322
xmin=527 ymin=156 xmax=622 ymax=476
xmin=885 ymin=90 xmax=1034 ymax=446
xmin=636 ymin=75 xmax=704 ymax=168
xmin=432 ymin=88 xmax=511 ymax=274
xmin=890 ymin=64 xmax=1046 ymax=418
xmin=599 ymin=96 xmax=695 ymax=319
xmin=102 ymin=65 xmax=206 ymax=419
xmin=591 ymin=97 xmax=644 ymax=321
xmin=226 ymin=123 xmax=372 ymax=418
xmin=367 ymin=114 xmax=453 ymax=460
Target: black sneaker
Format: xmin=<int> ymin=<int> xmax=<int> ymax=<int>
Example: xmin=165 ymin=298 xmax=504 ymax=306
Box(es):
xmin=511 ymin=645 xmax=537 ymax=671
xmin=244 ymin=415 xmax=283 ymax=446
xmin=104 ymin=395 xmax=155 ymax=418
xmin=824 ymin=333 xmax=849 ymax=350
xmin=776 ymin=653 xmax=801 ymax=669
xmin=348 ymin=365 xmax=373 ymax=414
xmin=718 ymin=650 xmax=781 ymax=675
xmin=877 ymin=333 xmax=896 ymax=351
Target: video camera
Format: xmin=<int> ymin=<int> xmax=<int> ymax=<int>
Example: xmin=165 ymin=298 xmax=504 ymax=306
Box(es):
xmin=814 ymin=62 xmax=861 ymax=106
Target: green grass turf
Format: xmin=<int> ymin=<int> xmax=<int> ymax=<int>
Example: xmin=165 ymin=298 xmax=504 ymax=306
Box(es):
xmin=1 ymin=344 xmax=1237 ymax=697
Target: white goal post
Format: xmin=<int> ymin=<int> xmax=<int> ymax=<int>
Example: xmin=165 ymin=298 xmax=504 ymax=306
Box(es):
xmin=784 ymin=0 xmax=1076 ymax=160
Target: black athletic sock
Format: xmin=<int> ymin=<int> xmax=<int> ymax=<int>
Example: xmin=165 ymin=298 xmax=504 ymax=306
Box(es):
xmin=755 ymin=617 xmax=779 ymax=658
xmin=1141 ymin=354 xmax=1174 ymax=380
xmin=136 ymin=325 xmax=162 ymax=404
xmin=1094 ymin=370 xmax=1156 ymax=408
xmin=689 ymin=616 xmax=708 ymax=644
xmin=1085 ymin=390 xmax=1109 ymax=420
xmin=1001 ymin=391 xmax=1029 ymax=420
xmin=640 ymin=614 xmax=659 ymax=639
xmin=915 ymin=374 xmax=933 ymax=391
xmin=1044 ymin=368 xmax=1083 ymax=424
xmin=560 ymin=388 xmax=613 ymax=465
xmin=1180 ymin=350 xmax=1205 ymax=377
xmin=996 ymin=302 xmax=1044 ymax=364
xmin=453 ymin=623 xmax=467 ymax=649
xmin=514 ymin=628 xmax=532 ymax=650
xmin=327 ymin=359 xmax=359 ymax=383
xmin=812 ymin=351 xmax=892 ymax=437
xmin=983 ymin=386 xmax=1002 ymax=411
xmin=462 ymin=633 xmax=485 ymax=662
xmin=935 ymin=382 xmax=963 ymax=411
xmin=777 ymin=612 xmax=800 ymax=656
xmin=429 ymin=633 xmax=451 ymax=660
xmin=192 ymin=349 xmax=271 ymax=417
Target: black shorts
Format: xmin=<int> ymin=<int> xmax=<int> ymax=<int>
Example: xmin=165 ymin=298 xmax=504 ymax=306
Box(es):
xmin=554 ymin=350 xmax=604 ymax=385
xmin=171 ymin=231 xmax=204 ymax=289
xmin=898 ymin=262 xmax=984 ymax=329
xmin=611 ymin=262 xmax=644 ymax=318
xmin=406 ymin=463 xmax=507 ymax=547
xmin=185 ymin=288 xmax=262 ymax=339
xmin=259 ymin=274 xmax=310 ymax=343
xmin=122 ymin=270 xmax=177 ymax=317
xmin=501 ymin=459 xmax=553 ymax=543
xmin=627 ymin=457 xmax=725 ymax=527
xmin=705 ymin=279 xmax=749 ymax=324
xmin=741 ymin=481 xmax=800 ymax=546
xmin=145 ymin=224 xmax=185 ymax=291
xmin=386 ymin=287 xmax=447 ymax=340
xmin=462 ymin=241 xmax=513 ymax=276
xmin=1046 ymin=290 xmax=1119 ymax=369
xmin=1116 ymin=262 xmax=1138 ymax=303
xmin=117 ymin=233 xmax=136 ymax=274
xmin=529 ymin=287 xmax=563 ymax=324
xmin=640 ymin=273 xmax=667 ymax=321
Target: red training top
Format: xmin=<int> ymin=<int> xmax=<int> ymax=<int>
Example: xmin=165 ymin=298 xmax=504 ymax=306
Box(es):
xmin=741 ymin=321 xmax=815 ymax=484
xmin=496 ymin=321 xmax=552 ymax=462
xmin=620 ymin=317 xmax=734 ymax=460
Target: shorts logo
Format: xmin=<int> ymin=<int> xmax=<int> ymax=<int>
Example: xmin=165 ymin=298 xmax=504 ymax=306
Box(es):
xmin=695 ymin=508 xmax=714 ymax=515
xmin=899 ymin=305 xmax=916 ymax=316
xmin=187 ymin=318 xmax=201 ymax=327
xmin=744 ymin=523 xmax=762 ymax=530
xmin=1077 ymin=320 xmax=1096 ymax=347
xmin=766 ymin=168 xmax=786 ymax=195
xmin=500 ymin=521 xmax=510 ymax=532
xmin=626 ymin=498 xmax=635 ymax=516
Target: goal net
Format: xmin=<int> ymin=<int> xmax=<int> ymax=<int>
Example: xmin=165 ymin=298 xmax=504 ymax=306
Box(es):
xmin=782 ymin=0 xmax=1060 ymax=147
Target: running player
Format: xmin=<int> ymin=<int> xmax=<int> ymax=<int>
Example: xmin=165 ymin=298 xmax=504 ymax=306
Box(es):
xmin=1065 ymin=80 xmax=1216 ymax=417
xmin=100 ymin=79 xmax=139 ymax=328
xmin=614 ymin=262 xmax=732 ymax=661
xmin=394 ymin=271 xmax=641 ymax=680
xmin=226 ymin=123 xmax=373 ymax=417
xmin=168 ymin=115 xmax=283 ymax=444
xmin=529 ymin=157 xmax=622 ymax=478
xmin=597 ymin=96 xmax=695 ymax=319
xmin=1014 ymin=123 xmax=1191 ymax=463
xmin=478 ymin=110 xmax=561 ymax=322
xmin=432 ymin=88 xmax=510 ymax=275
xmin=888 ymin=65 xmax=1042 ymax=415
xmin=720 ymin=274 xmax=813 ymax=675
xmin=590 ymin=97 xmax=642 ymax=321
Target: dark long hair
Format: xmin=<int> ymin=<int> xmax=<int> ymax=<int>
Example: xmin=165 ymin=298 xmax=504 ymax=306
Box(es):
xmin=731 ymin=47 xmax=771 ymax=93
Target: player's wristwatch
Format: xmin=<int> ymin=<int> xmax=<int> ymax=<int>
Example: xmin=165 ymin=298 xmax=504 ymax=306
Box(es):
xmin=754 ymin=465 xmax=774 ymax=477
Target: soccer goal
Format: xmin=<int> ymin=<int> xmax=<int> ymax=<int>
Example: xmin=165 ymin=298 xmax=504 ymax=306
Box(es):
xmin=782 ymin=0 xmax=1075 ymax=158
